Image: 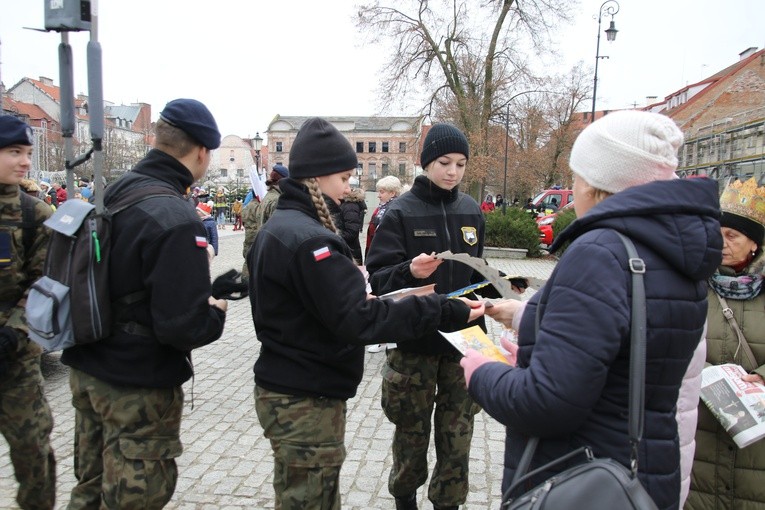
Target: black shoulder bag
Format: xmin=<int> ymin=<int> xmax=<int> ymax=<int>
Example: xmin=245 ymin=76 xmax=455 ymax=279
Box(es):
xmin=502 ymin=232 xmax=658 ymax=510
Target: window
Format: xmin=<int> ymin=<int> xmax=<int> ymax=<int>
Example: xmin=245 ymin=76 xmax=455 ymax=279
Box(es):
xmin=237 ymin=169 xmax=244 ymax=178
xmin=398 ymin=163 xmax=406 ymax=176
xmin=220 ymin=168 xmax=228 ymax=178
xmin=356 ymin=141 xmax=364 ymax=153
xmin=382 ymin=163 xmax=389 ymax=175
xmin=369 ymin=163 xmax=377 ymax=179
xmin=276 ymin=142 xmax=283 ymax=152
xmin=368 ymin=142 xmax=377 ymax=153
xmin=399 ymin=142 xmax=406 ymax=153
xmin=382 ymin=141 xmax=389 ymax=153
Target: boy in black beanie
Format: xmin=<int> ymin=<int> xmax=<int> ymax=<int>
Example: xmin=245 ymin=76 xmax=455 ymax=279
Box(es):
xmin=248 ymin=117 xmax=484 ymax=510
xmin=366 ymin=122 xmax=496 ymax=510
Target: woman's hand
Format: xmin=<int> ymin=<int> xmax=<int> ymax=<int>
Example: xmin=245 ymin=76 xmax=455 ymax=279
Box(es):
xmin=742 ymin=373 xmax=765 ymax=385
xmin=499 ymin=334 xmax=518 ymax=367
xmin=460 ymin=348 xmax=495 ymax=386
xmin=485 ymin=299 xmax=523 ymax=328
xmin=410 ymin=252 xmax=443 ymax=279
xmin=456 ymin=297 xmax=485 ymax=322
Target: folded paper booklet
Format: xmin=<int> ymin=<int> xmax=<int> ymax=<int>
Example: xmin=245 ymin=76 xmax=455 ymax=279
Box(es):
xmin=700 ymin=363 xmax=765 ymax=448
xmin=379 ymin=284 xmax=436 ymax=301
xmin=439 ymin=325 xmax=511 ymax=364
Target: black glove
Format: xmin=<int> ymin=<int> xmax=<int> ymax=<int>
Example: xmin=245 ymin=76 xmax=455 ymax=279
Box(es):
xmin=509 ymin=277 xmax=529 ymax=292
xmin=212 ymin=269 xmax=249 ymax=300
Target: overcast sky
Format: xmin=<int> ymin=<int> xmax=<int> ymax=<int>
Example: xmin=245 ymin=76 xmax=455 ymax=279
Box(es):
xmin=1 ymin=0 xmax=763 ymax=138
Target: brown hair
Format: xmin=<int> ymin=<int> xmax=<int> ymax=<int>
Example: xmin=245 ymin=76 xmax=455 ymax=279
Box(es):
xmin=301 ymin=177 xmax=337 ymax=234
xmin=154 ymin=118 xmax=198 ymax=157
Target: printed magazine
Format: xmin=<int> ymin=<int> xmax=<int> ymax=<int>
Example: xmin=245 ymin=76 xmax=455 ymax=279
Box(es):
xmin=700 ymin=363 xmax=765 ymax=448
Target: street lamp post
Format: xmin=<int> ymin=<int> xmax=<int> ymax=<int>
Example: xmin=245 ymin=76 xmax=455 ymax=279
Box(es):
xmin=591 ymin=0 xmax=619 ymax=123
xmin=502 ymin=103 xmax=509 ymax=215
xmin=253 ymin=132 xmax=263 ymax=176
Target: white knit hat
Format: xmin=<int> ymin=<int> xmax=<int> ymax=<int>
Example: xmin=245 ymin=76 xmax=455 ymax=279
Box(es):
xmin=569 ymin=110 xmax=683 ymax=193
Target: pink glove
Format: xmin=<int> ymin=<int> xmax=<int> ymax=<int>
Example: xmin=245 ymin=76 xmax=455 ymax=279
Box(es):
xmin=460 ymin=349 xmax=496 ymax=386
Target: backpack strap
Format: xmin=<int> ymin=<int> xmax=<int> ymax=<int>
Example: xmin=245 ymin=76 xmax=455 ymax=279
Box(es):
xmin=105 ymin=184 xmax=182 ymax=216
xmin=19 ymin=192 xmax=39 ymax=256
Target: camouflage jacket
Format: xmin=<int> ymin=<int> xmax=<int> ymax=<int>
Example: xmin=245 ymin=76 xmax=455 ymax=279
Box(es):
xmin=0 ymin=184 xmax=51 ymax=357
xmin=242 ymin=186 xmax=281 ymax=260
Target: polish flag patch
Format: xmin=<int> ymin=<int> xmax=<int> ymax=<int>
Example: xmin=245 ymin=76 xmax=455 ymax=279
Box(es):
xmin=313 ymin=246 xmax=331 ymax=262
xmin=195 ymin=236 xmax=208 ymax=248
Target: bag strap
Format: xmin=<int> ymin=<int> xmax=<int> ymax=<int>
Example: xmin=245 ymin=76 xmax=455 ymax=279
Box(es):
xmin=713 ymin=292 xmax=757 ymax=372
xmin=105 ymin=184 xmax=182 ymax=216
xmin=507 ymin=231 xmax=647 ymax=500
xmin=19 ymin=192 xmax=38 ymax=256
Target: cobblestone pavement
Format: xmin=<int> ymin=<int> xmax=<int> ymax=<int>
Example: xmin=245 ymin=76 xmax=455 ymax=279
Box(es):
xmin=0 ymin=228 xmax=556 ymax=509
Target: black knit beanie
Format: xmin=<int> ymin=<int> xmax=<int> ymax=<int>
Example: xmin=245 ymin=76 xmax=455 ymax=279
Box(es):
xmin=420 ymin=123 xmax=470 ymax=169
xmin=288 ymin=117 xmax=358 ymax=179
xmin=721 ymin=211 xmax=764 ymax=248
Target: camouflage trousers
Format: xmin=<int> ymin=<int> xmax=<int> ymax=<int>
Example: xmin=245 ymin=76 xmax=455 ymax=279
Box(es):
xmin=255 ymin=385 xmax=347 ymax=510
xmin=67 ymin=368 xmax=184 ymax=510
xmin=0 ymin=352 xmax=56 ymax=510
xmin=382 ymin=349 xmax=481 ymax=507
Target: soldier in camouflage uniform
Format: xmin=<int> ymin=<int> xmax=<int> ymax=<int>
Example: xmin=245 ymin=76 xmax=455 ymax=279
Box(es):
xmin=366 ymin=124 xmax=500 ymax=510
xmin=241 ymin=163 xmax=288 ymax=278
xmin=0 ymin=115 xmax=56 ymax=509
xmin=60 ymin=99 xmax=228 ymax=509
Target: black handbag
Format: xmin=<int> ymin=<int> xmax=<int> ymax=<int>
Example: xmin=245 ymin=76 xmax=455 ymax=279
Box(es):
xmin=502 ymin=232 xmax=658 ymax=510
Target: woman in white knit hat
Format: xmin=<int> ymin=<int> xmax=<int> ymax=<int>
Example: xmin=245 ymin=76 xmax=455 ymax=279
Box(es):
xmin=460 ymin=110 xmax=723 ymax=510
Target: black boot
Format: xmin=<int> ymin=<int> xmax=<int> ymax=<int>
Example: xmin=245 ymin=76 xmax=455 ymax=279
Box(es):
xmin=395 ymin=493 xmax=418 ymax=510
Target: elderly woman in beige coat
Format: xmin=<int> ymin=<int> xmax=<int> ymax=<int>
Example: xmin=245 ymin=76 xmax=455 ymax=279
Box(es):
xmin=687 ymin=177 xmax=765 ymax=509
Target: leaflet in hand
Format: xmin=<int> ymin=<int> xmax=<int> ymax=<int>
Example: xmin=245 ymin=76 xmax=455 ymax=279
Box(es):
xmin=700 ymin=363 xmax=765 ymax=448
xmin=379 ymin=284 xmax=436 ymax=301
xmin=439 ymin=325 xmax=511 ymax=364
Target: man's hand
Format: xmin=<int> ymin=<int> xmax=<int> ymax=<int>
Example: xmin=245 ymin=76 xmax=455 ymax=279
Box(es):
xmin=212 ymin=269 xmax=249 ymax=300
xmin=410 ymin=252 xmax=442 ymax=279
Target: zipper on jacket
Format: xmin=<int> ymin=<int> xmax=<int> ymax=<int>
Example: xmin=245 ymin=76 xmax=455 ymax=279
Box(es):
xmin=440 ymin=201 xmax=454 ymax=291
xmin=87 ymin=217 xmax=102 ymax=338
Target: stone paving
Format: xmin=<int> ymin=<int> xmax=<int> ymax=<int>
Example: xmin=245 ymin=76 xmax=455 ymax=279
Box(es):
xmin=0 ymin=228 xmax=556 ymax=509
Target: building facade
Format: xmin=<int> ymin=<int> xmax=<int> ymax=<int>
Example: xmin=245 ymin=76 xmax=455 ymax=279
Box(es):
xmin=266 ymin=115 xmax=424 ymax=190
xmin=649 ymin=47 xmax=765 ymax=186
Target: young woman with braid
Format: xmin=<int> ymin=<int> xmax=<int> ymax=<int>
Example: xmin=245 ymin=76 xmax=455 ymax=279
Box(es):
xmin=246 ymin=117 xmax=484 ymax=510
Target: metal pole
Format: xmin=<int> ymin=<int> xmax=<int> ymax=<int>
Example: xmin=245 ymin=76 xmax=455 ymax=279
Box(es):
xmin=59 ymin=32 xmax=76 ymax=194
xmin=590 ymin=0 xmax=619 ymax=123
xmin=502 ymin=104 xmax=509 ymax=215
xmin=590 ymin=7 xmax=604 ymax=123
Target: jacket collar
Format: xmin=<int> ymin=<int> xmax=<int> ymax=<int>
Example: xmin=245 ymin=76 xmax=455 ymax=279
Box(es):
xmin=410 ymin=174 xmax=459 ymax=205
xmin=131 ymin=149 xmax=194 ymax=193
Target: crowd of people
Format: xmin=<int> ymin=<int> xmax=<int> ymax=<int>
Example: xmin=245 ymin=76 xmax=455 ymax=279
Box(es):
xmin=1 ymin=104 xmax=763 ymax=510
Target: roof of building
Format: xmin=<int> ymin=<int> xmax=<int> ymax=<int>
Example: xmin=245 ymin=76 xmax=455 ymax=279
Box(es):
xmin=268 ymin=115 xmax=423 ymax=132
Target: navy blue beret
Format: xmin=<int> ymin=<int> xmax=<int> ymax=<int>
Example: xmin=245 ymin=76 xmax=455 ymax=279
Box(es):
xmin=273 ymin=163 xmax=289 ymax=178
xmin=0 ymin=116 xmax=34 ymax=149
xmin=159 ymin=99 xmax=221 ymax=150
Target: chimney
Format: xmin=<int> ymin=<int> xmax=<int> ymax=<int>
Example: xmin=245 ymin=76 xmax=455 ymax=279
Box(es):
xmin=739 ymin=47 xmax=758 ymax=60
xmin=39 ymin=76 xmax=54 ymax=86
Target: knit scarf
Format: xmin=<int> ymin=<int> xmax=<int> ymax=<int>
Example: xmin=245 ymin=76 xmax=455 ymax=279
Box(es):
xmin=708 ymin=253 xmax=765 ymax=300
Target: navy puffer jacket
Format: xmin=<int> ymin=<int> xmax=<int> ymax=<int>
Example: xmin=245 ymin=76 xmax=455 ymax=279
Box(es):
xmin=468 ymin=178 xmax=722 ymax=510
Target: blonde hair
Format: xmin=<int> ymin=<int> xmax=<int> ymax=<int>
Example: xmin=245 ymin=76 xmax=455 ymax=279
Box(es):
xmin=592 ymin=188 xmax=613 ymax=204
xmin=376 ymin=175 xmax=402 ymax=195
xmin=301 ymin=178 xmax=338 ymax=234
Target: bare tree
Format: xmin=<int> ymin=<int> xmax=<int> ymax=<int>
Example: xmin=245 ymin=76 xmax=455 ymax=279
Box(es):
xmin=356 ymin=0 xmax=574 ymax=195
